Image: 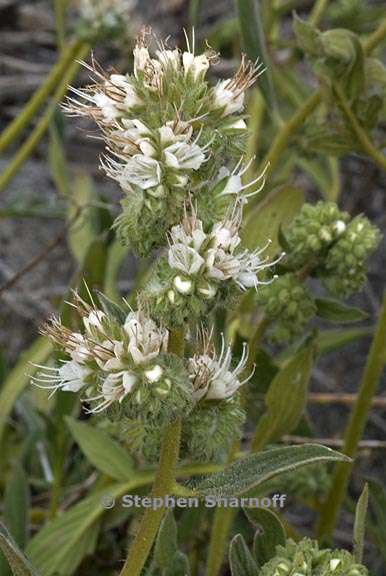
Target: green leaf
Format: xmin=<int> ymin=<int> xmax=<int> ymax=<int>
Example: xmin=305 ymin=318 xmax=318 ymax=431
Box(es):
xmin=243 ymin=508 xmax=285 ymax=566
xmin=26 ymin=475 xmax=154 ymax=576
xmin=67 ymin=172 xmax=98 ymax=265
xmin=296 ymin=156 xmax=340 ymax=201
xmin=367 ymin=479 xmax=386 ymax=561
xmin=252 ymin=345 xmax=314 ymax=452
xmin=315 ymin=298 xmax=368 ymax=324
xmin=0 ymin=523 xmax=38 ymax=576
xmin=80 ymin=238 xmax=108 ymax=290
xmin=164 ymin=552 xmax=191 ymax=576
xmin=353 ymin=483 xmax=368 ymax=563
xmin=48 ymin=121 xmax=70 ymax=198
xmin=243 ymin=186 xmax=305 ymax=258
xmin=234 ymin=0 xmax=277 ymax=114
xmin=66 ymin=417 xmax=134 ymax=481
xmin=195 ymin=444 xmax=350 ymax=497
xmin=26 ymin=491 xmax=103 ymax=576
xmin=321 ymin=31 xmax=365 ymax=100
xmin=366 ymin=57 xmax=386 ymax=89
xmin=293 ymin=15 xmax=321 ymax=56
xmin=229 ymin=534 xmax=258 ymax=576
xmin=317 ymin=327 xmax=372 ymax=355
xmin=4 ymin=465 xmax=29 ymax=549
xmin=154 ymin=512 xmax=178 ymax=571
xmin=0 ymin=337 xmax=52 ymax=446
xmin=96 ymin=291 xmax=127 ymax=324
xmin=103 ymin=240 xmax=129 ymax=301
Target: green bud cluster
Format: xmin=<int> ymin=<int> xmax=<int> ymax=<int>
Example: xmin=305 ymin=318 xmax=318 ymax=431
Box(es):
xmin=116 ymin=354 xmax=193 ymax=425
xmin=256 ymin=273 xmax=316 ymax=343
xmin=181 ymin=399 xmax=245 ymax=461
xmin=259 ymin=538 xmax=368 ymax=576
xmin=65 ymin=33 xmax=261 ymax=257
xmin=285 ymin=202 xmax=350 ymax=268
xmin=323 ymin=215 xmax=382 ymax=297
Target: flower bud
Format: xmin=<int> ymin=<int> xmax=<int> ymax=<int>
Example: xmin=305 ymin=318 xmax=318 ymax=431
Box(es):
xmin=323 ymin=215 xmax=381 ymax=297
xmin=257 ymin=273 xmax=316 ymax=343
xmin=259 ymin=538 xmax=368 ymax=576
xmin=285 ymin=201 xmax=350 ymax=268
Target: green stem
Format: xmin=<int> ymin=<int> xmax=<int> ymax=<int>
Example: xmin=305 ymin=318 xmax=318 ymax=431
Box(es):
xmin=334 ymin=84 xmax=386 ymax=172
xmin=0 ymin=41 xmax=90 ymax=193
xmin=247 ymin=15 xmax=386 ymax=208
xmin=0 ymin=39 xmax=83 ymax=154
xmin=119 ymin=328 xmax=185 ymax=576
xmin=120 ymin=418 xmax=182 ymax=576
xmin=205 ymin=314 xmax=269 ymax=576
xmin=54 ymin=0 xmax=67 ymax=52
xmin=206 ymin=508 xmax=236 ymax=576
xmin=253 ymin=90 xmax=322 ymax=203
xmin=317 ymin=293 xmax=386 ymax=541
xmin=189 ymin=0 xmax=201 ymax=27
xmin=309 ymin=0 xmax=330 ymax=27
xmin=364 ymin=17 xmax=386 ymax=53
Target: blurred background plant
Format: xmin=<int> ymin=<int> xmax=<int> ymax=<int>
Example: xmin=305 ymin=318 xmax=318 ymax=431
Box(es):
xmin=0 ymin=1 xmax=385 ymax=575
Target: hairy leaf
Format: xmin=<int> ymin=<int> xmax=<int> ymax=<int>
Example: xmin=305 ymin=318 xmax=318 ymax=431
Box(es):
xmin=4 ymin=465 xmax=29 ymax=549
xmin=244 ymin=508 xmax=285 ymax=566
xmin=243 ymin=186 xmax=304 ymax=258
xmin=195 ymin=444 xmax=350 ymax=497
xmin=315 ymin=298 xmax=368 ymax=323
xmin=66 ymin=417 xmax=134 ymax=481
xmin=154 ymin=512 xmax=178 ymax=571
xmin=0 ymin=337 xmax=52 ymax=445
xmin=353 ymin=483 xmax=368 ymax=563
xmin=229 ymin=534 xmax=258 ymax=576
xmin=252 ymin=345 xmax=314 ymax=451
xmin=26 ymin=478 xmax=151 ymax=576
xmin=317 ymin=327 xmax=372 ymax=355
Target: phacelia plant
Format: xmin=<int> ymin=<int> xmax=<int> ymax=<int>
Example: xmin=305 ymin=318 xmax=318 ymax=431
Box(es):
xmin=29 ymin=27 xmax=381 ymax=576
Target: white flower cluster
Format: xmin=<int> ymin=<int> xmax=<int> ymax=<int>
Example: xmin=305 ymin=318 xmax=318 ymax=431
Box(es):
xmin=64 ymin=32 xmax=265 ymax=225
xmin=102 ymin=120 xmax=210 ymax=193
xmin=188 ymin=336 xmax=253 ymax=401
xmin=167 ymin=206 xmax=283 ymax=299
xmin=33 ymin=296 xmax=251 ymax=415
xmin=33 ymin=303 xmax=169 ymax=413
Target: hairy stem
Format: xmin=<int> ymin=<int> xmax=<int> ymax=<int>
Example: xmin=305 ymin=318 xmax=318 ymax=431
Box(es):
xmin=206 ymin=508 xmax=236 ymax=576
xmin=0 ymin=40 xmax=83 ymax=155
xmin=253 ymin=90 xmax=322 ymax=204
xmin=334 ymin=84 xmax=386 ymax=172
xmin=317 ymin=293 xmax=386 ymax=541
xmin=205 ymin=312 xmax=269 ymax=576
xmin=119 ymin=328 xmax=184 ymax=576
